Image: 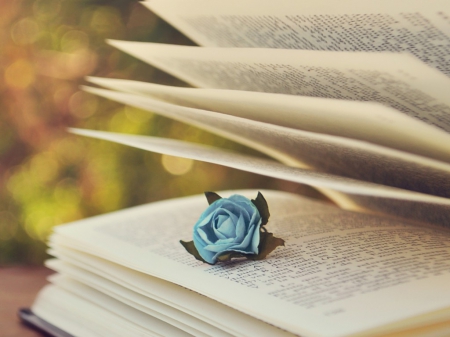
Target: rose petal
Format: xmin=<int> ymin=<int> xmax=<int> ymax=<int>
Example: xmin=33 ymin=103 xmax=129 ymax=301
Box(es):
xmin=213 ymin=209 xmax=237 ymax=225
xmin=222 ymin=200 xmax=244 ymax=216
xmin=214 ymin=214 xmax=228 ymax=227
xmin=217 ymin=217 xmax=236 ymax=238
xmin=212 ymin=215 xmax=228 ymax=240
xmin=235 ymin=214 xmax=246 ymax=242
xmin=216 ymin=237 xmax=235 ymax=245
xmin=193 ymin=230 xmax=206 ymax=248
xmin=204 ymin=240 xmax=235 ymax=252
xmin=231 ymin=225 xmax=256 ymax=252
xmin=250 ymin=221 xmax=261 ymax=252
xmin=196 ymin=212 xmax=214 ymax=230
xmin=229 ymin=195 xmax=255 ymax=218
xmin=249 ymin=210 xmax=261 ymax=231
xmin=196 ymin=245 xmax=216 ymax=264
xmin=221 ymin=209 xmax=239 ymax=221
xmin=197 ymin=227 xmax=213 ymax=245
xmin=193 ymin=230 xmax=218 ymax=264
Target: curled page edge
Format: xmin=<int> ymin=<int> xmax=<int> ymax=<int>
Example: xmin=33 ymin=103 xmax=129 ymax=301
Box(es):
xmin=67 ymin=127 xmax=450 ymax=206
xmin=86 ymin=76 xmax=450 ymax=164
xmin=80 ymin=85 xmax=450 ymax=199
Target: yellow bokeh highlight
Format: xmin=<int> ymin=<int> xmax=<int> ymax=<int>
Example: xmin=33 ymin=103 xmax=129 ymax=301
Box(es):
xmin=69 ymin=91 xmax=98 ymax=118
xmin=30 ymin=152 xmax=59 ymax=184
xmin=52 ymin=136 xmax=85 ymax=164
xmin=6 ymin=151 xmax=60 ymax=209
xmin=22 ymin=191 xmax=83 ymax=241
xmin=0 ymin=0 xmax=263 ymax=265
xmin=53 ymin=178 xmax=81 ymax=207
xmin=91 ymin=181 xmax=123 ymax=212
xmin=11 ymin=18 xmax=40 ymax=45
xmin=161 ymin=155 xmax=194 ymax=176
xmin=64 ymin=49 xmax=97 ymax=78
xmin=8 ymin=167 xmax=43 ymax=204
xmin=124 ymin=106 xmax=154 ymax=123
xmin=33 ymin=0 xmax=62 ymax=21
xmin=36 ymin=48 xmax=97 ymax=80
xmin=90 ymin=7 xmax=123 ymax=37
xmin=108 ymin=107 xmax=153 ymax=134
xmin=5 ymin=59 xmax=35 ymax=89
xmin=24 ymin=202 xmax=56 ymax=240
xmin=7 ymin=168 xmax=28 ymax=201
xmin=61 ymin=30 xmax=89 ymax=52
xmin=34 ymin=217 xmax=56 ymax=241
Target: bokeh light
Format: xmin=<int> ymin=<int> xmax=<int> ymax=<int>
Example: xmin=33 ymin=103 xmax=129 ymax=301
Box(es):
xmin=161 ymin=155 xmax=194 ymax=176
xmin=4 ymin=59 xmax=35 ymax=89
xmin=0 ymin=0 xmax=322 ymax=266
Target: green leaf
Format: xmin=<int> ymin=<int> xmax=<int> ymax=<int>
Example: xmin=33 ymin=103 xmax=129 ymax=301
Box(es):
xmin=179 ymin=240 xmax=210 ymax=264
xmin=204 ymin=191 xmax=222 ymax=205
xmin=250 ymin=231 xmax=285 ymax=261
xmin=251 ymin=192 xmax=270 ymax=226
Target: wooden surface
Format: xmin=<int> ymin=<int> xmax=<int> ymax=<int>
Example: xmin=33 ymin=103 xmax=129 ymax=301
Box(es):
xmin=0 ymin=266 xmax=53 ymax=337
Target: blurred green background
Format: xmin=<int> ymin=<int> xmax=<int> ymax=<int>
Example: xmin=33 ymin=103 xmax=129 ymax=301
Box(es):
xmin=0 ymin=0 xmax=321 ymax=265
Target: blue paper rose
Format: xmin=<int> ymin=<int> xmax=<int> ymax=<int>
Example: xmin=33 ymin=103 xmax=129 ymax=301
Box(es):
xmin=180 ymin=192 xmax=284 ymax=264
xmin=193 ymin=194 xmax=262 ymax=264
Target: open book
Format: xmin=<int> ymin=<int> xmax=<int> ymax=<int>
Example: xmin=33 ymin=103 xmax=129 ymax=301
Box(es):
xmin=26 ymin=1 xmax=450 ymax=336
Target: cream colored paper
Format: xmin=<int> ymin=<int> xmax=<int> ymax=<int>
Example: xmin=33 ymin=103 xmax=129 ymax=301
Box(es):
xmin=47 ymin=266 xmax=242 ymax=337
xmin=35 ymin=283 xmax=194 ymax=336
xmin=81 ymin=87 xmax=450 ymax=199
xmin=108 ymin=40 xmax=450 ymax=133
xmin=142 ymin=0 xmax=450 ymax=76
xmin=46 ymin=256 xmax=288 ymax=337
xmin=33 ymin=286 xmax=152 ymax=337
xmin=68 ymin=128 xmax=450 ymax=226
xmin=49 ymin=190 xmax=450 ymax=337
xmin=48 ymin=274 xmax=210 ymax=337
xmin=87 ymin=76 xmax=450 ymax=163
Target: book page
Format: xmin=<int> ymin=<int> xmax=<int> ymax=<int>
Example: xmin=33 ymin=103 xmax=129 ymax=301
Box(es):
xmin=81 ymin=87 xmax=450 ymax=199
xmin=87 ymin=76 xmax=450 ymax=163
xmin=48 ymin=250 xmax=450 ymax=337
xmin=33 ymin=284 xmax=187 ymax=336
xmin=47 ymin=277 xmax=193 ymax=337
xmin=50 ymin=190 xmax=450 ymax=337
xmin=108 ymin=40 xmax=450 ymax=133
xmin=46 ymin=260 xmax=288 ymax=337
xmin=46 ymin=268 xmax=234 ymax=337
xmin=143 ymin=0 xmax=450 ymax=76
xmin=32 ymin=287 xmax=102 ymax=337
xmin=33 ymin=286 xmax=140 ymax=337
xmin=69 ymin=128 xmax=450 ymax=226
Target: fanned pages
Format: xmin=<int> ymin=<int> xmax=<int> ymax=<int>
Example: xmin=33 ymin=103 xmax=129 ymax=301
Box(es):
xmin=107 ymin=40 xmax=450 ymax=133
xmin=143 ymin=0 xmax=450 ymax=76
xmin=69 ymin=128 xmax=450 ymax=226
xmin=82 ymin=86 xmax=450 ymax=199
xmin=87 ymin=76 xmax=450 ymax=163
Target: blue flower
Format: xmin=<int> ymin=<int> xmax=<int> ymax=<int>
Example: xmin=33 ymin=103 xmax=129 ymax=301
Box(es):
xmin=180 ymin=191 xmax=282 ymax=264
xmin=193 ymin=194 xmax=262 ymax=264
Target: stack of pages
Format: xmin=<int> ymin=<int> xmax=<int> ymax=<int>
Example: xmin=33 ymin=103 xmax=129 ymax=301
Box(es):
xmin=28 ymin=1 xmax=450 ymax=336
